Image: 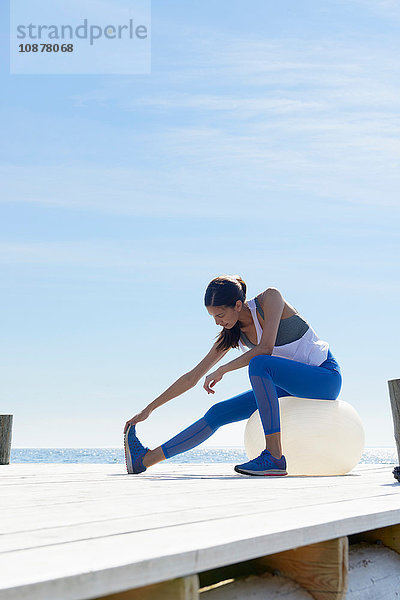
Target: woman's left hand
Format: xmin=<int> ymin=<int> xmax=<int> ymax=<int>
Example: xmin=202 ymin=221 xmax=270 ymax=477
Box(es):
xmin=203 ymin=368 xmax=224 ymax=394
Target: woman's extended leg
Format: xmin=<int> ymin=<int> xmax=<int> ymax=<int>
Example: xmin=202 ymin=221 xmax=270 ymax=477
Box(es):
xmin=143 ymin=384 xmax=291 ymax=468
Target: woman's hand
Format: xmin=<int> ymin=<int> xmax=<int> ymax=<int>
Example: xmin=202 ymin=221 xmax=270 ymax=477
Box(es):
xmin=203 ymin=368 xmax=224 ymax=394
xmin=124 ymin=406 xmax=152 ymax=434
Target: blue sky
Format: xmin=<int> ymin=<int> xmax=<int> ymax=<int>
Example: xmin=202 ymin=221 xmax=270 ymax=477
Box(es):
xmin=1 ymin=0 xmax=399 ymax=449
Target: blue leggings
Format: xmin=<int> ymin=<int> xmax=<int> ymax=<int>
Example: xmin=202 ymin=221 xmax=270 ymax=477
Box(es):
xmin=161 ymin=350 xmax=342 ymax=459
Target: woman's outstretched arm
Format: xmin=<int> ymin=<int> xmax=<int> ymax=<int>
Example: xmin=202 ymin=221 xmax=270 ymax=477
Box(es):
xmin=124 ymin=342 xmax=229 ymax=431
xmin=150 ymin=342 xmax=229 ymax=409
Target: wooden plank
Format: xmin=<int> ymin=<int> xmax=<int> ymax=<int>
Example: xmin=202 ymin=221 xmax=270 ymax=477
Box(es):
xmin=0 ymin=463 xmax=395 ymax=517
xmin=0 ymin=464 xmax=399 ymax=600
xmin=0 ymin=494 xmax=399 ymax=599
xmin=2 ymin=482 xmax=399 ymax=553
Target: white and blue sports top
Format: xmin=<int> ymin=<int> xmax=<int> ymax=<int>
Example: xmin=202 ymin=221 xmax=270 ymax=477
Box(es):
xmin=238 ymin=297 xmax=329 ymax=367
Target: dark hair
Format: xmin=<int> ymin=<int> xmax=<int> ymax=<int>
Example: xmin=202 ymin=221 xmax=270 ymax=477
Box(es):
xmin=204 ymin=275 xmax=247 ymax=351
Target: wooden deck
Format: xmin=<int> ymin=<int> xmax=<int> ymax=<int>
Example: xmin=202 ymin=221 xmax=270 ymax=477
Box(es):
xmin=0 ymin=462 xmax=399 ymax=600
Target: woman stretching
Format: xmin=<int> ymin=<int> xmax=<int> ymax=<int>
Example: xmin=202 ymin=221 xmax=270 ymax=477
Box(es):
xmin=124 ymin=275 xmax=342 ymax=476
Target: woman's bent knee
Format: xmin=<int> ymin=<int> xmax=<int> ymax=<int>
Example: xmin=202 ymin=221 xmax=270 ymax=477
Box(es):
xmin=248 ymin=354 xmax=270 ymax=376
xmin=203 ymin=403 xmax=227 ymax=430
xmin=331 ymin=372 xmax=342 ymax=399
xmin=320 ymin=371 xmax=342 ymax=400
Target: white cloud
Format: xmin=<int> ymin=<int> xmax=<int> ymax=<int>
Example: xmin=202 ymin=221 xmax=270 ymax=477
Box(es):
xmin=3 ymin=28 xmax=399 ymax=215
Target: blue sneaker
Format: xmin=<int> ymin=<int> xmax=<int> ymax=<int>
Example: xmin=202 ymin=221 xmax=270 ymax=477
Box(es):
xmin=124 ymin=425 xmax=150 ymax=474
xmin=234 ymin=449 xmax=287 ymax=476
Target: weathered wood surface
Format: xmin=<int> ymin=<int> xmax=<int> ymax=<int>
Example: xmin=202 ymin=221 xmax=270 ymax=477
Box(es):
xmin=388 ymin=379 xmax=400 ymax=464
xmin=0 ymin=462 xmax=398 ymax=600
xmin=0 ymin=415 xmax=13 ymax=465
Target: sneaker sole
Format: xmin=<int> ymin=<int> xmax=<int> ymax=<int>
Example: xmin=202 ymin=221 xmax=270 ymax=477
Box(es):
xmin=124 ymin=427 xmax=133 ymax=474
xmin=234 ymin=466 xmax=287 ymax=476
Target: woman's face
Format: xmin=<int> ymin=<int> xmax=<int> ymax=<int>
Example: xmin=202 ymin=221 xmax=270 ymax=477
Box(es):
xmin=207 ymin=301 xmax=242 ymax=329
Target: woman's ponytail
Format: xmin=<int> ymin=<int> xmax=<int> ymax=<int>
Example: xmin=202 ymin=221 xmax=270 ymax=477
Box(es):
xmin=233 ymin=275 xmax=246 ymax=299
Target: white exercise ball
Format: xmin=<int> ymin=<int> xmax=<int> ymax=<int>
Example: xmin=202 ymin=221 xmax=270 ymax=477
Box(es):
xmin=244 ymin=398 xmax=365 ymax=476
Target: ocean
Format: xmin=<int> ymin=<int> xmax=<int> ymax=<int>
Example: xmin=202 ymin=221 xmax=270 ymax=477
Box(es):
xmin=10 ymin=447 xmax=398 ymax=465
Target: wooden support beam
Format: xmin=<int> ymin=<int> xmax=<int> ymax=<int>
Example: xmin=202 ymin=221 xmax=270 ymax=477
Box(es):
xmin=349 ymin=523 xmax=400 ymax=555
xmin=388 ymin=378 xmax=400 ymax=481
xmin=253 ymin=537 xmax=348 ymax=600
xmin=94 ymin=574 xmax=199 ymax=600
xmin=200 ymin=538 xmax=348 ymax=600
xmin=0 ymin=415 xmax=13 ymax=465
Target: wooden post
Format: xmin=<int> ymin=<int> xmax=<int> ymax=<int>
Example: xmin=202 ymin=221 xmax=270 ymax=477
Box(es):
xmin=388 ymin=379 xmax=400 ymax=482
xmin=0 ymin=415 xmax=13 ymax=465
xmin=255 ymin=537 xmax=348 ymax=600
